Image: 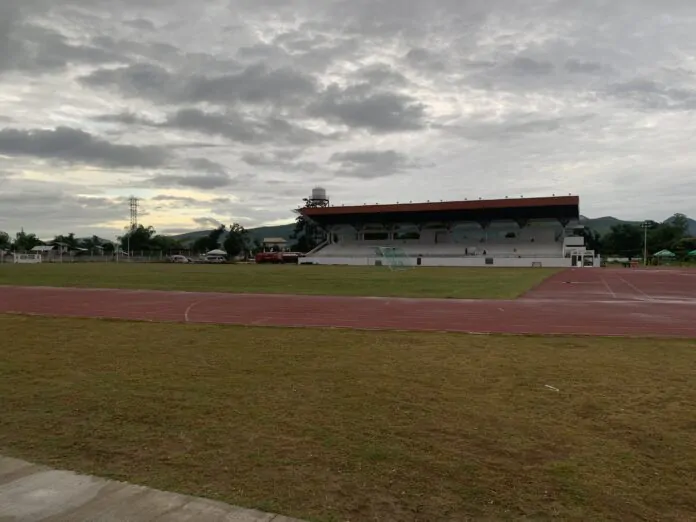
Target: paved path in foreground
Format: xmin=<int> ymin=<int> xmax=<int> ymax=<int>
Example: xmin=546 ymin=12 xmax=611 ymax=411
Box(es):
xmin=0 ymin=456 xmax=303 ymax=522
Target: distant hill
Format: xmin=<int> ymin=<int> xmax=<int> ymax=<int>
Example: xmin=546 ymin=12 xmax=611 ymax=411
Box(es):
xmin=579 ymin=216 xmax=640 ymax=236
xmin=169 ymin=223 xmax=295 ymax=246
xmin=581 ymin=215 xmax=696 ymax=236
xmin=665 ymin=215 xmax=696 ymax=235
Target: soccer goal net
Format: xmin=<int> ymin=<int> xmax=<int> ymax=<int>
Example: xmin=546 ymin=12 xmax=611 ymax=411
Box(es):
xmin=374 ymin=246 xmax=415 ymax=271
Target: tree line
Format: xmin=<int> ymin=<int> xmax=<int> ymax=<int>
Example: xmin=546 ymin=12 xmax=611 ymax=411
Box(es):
xmin=0 ymin=222 xmax=255 ymax=258
xmin=578 ymin=213 xmax=695 ymax=259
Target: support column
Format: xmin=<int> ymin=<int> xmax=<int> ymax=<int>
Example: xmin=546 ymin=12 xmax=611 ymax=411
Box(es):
xmin=478 ymin=220 xmax=491 ymax=243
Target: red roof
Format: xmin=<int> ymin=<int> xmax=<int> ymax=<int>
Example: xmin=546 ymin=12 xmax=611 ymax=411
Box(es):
xmin=300 ymin=196 xmax=579 ymax=216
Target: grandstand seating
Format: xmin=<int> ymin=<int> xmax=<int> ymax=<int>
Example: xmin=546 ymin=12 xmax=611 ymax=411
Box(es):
xmin=311 ymin=225 xmax=565 ymax=259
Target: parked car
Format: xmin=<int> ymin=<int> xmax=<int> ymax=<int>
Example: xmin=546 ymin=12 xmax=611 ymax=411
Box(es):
xmin=204 ymin=255 xmax=227 ymax=263
xmin=168 ymin=255 xmax=192 ymax=263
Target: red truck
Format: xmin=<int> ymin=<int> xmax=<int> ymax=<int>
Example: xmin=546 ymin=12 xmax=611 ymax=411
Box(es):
xmin=254 ymin=252 xmax=302 ymax=264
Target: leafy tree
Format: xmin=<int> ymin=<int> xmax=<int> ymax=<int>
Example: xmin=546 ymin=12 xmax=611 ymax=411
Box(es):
xmin=150 ymin=235 xmax=184 ymax=252
xmin=14 ymin=230 xmax=42 ymax=252
xmin=673 ymin=237 xmax=696 ymax=258
xmin=119 ymin=225 xmax=157 ymax=252
xmin=647 ymin=221 xmax=685 ymax=253
xmin=193 ymin=225 xmax=227 ymax=253
xmin=602 ymin=224 xmax=643 ymax=258
xmin=223 ymin=223 xmax=249 ymax=258
xmin=79 ymin=235 xmax=108 ymax=255
xmin=0 ymin=231 xmax=10 ymax=250
xmin=53 ymin=233 xmax=79 ymax=251
xmin=290 ymin=197 xmax=327 ymax=253
xmin=250 ymin=238 xmax=264 ymax=254
xmin=290 ymin=216 xmax=323 ymax=253
xmin=669 ymin=213 xmax=690 ymax=235
xmin=81 ymin=235 xmax=103 ymax=250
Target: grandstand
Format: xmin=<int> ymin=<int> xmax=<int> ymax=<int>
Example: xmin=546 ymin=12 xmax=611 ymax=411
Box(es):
xmin=298 ymin=193 xmax=598 ymax=268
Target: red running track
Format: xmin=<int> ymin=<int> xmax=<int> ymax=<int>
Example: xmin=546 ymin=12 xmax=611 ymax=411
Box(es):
xmin=1 ymin=268 xmax=695 ymax=338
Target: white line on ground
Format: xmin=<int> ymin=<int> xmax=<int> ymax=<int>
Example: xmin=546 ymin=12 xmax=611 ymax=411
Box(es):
xmin=619 ymin=276 xmax=654 ymax=301
xmin=601 ymin=277 xmax=617 ymax=298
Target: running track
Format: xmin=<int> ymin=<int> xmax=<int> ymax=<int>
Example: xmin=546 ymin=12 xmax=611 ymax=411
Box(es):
xmin=1 ymin=268 xmax=695 ymax=338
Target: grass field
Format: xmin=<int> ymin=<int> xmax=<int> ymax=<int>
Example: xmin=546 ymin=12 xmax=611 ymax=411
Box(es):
xmin=0 ymin=263 xmax=559 ymax=299
xmin=1 ymin=314 xmax=694 ymax=521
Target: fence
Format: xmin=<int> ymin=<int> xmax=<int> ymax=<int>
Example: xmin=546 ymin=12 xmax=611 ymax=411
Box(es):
xmin=0 ymin=252 xmax=173 ymax=263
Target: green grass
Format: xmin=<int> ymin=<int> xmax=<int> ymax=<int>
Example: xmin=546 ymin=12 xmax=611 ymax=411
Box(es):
xmin=1 ymin=315 xmax=695 ymax=521
xmin=0 ymin=263 xmax=558 ymax=299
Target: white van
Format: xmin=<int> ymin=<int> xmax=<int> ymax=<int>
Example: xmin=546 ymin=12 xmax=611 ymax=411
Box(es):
xmin=204 ymin=255 xmax=226 ymax=263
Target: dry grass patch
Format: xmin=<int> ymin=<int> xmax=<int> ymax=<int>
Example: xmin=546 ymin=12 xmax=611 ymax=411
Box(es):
xmin=1 ymin=315 xmax=695 ymax=521
xmin=0 ymin=262 xmax=557 ymax=299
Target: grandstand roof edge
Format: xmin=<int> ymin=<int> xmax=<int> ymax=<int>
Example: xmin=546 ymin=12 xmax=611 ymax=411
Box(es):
xmin=299 ymin=195 xmax=579 ymax=216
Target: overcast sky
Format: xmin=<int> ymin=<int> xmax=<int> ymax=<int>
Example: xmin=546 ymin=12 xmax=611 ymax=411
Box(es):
xmin=1 ymin=0 xmax=695 ymax=240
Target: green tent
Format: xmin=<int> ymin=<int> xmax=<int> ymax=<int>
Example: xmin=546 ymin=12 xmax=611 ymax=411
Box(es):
xmin=687 ymin=250 xmax=696 ymax=257
xmin=653 ymin=249 xmax=676 ymax=258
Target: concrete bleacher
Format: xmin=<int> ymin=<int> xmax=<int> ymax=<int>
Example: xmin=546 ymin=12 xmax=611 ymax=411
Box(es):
xmin=314 ymin=240 xmax=562 ymax=258
xmin=304 ymin=223 xmax=580 ymax=267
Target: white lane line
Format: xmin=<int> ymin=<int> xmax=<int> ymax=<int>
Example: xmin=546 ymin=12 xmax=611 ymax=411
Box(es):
xmin=619 ymin=276 xmax=654 ymax=301
xmin=184 ymin=299 xmax=208 ymax=322
xmin=601 ymin=277 xmax=617 ymax=298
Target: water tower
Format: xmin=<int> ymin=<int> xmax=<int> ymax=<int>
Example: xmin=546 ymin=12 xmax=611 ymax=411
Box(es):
xmin=304 ymin=186 xmax=329 ymax=208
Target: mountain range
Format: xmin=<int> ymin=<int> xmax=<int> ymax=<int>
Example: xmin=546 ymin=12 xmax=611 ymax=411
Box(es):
xmin=169 ymin=215 xmax=696 ymax=246
xmin=579 ymin=215 xmax=696 ymax=236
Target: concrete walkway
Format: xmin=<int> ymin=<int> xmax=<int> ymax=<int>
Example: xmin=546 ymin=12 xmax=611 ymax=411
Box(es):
xmin=0 ymin=456 xmax=305 ymax=522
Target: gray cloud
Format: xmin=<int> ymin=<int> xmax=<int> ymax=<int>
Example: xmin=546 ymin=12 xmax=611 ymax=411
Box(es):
xmin=96 ymin=108 xmax=335 ymax=147
xmin=0 ymin=181 xmax=126 ymax=238
xmin=448 ymin=114 xmax=596 ymax=142
xmin=123 ymin=18 xmax=156 ymax=31
xmin=241 ymin=150 xmax=319 ymax=173
xmin=565 ymin=59 xmax=604 ymax=74
xmin=0 ymin=11 xmax=126 ymax=74
xmin=0 ymin=127 xmax=169 ymax=168
xmin=608 ymin=79 xmax=696 ymax=111
xmin=405 ymin=48 xmax=446 ymax=72
xmin=164 ymin=108 xmax=336 ymax=146
xmin=151 ymin=194 xmax=199 ymax=205
xmin=86 ymin=64 xmax=425 ymax=135
xmin=508 ymin=57 xmax=555 ymax=76
xmin=148 ymin=171 xmax=255 ymax=190
xmin=330 ymin=150 xmax=425 ymax=179
xmin=81 ymin=62 xmax=317 ymax=107
xmin=192 ymin=217 xmax=224 ymax=228
xmin=357 ymin=64 xmax=409 ymax=87
xmin=310 ymin=85 xmax=428 ymax=133
xmin=185 ymin=157 xmax=228 ymax=174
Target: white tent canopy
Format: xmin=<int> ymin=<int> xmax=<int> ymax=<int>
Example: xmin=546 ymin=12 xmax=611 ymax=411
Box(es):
xmin=206 ymin=249 xmax=227 ymax=256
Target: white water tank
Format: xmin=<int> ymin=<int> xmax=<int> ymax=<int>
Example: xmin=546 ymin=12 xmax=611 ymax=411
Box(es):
xmin=311 ymin=187 xmax=327 ymax=201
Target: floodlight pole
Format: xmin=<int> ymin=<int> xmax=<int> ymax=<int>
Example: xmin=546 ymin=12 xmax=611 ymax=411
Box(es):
xmin=641 ymin=221 xmax=650 ymax=266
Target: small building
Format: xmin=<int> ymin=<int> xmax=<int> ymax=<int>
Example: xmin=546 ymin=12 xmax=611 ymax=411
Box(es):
xmin=262 ymin=237 xmax=288 ymax=251
xmin=30 ymin=245 xmax=56 ymax=254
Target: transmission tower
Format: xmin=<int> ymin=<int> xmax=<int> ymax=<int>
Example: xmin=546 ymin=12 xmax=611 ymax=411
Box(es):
xmin=129 ymin=196 xmax=139 ymax=230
